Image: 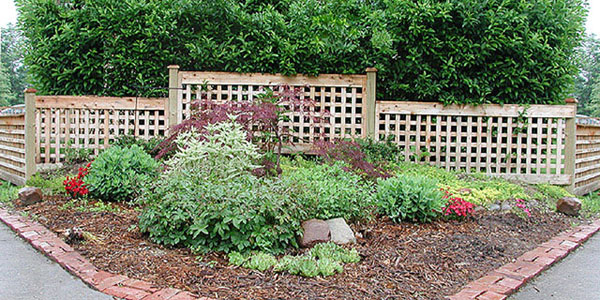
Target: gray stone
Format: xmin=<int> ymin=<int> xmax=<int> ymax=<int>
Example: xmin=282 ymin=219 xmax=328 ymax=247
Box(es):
xmin=325 ymin=218 xmax=356 ymax=245
xmin=299 ymin=219 xmax=330 ymax=248
xmin=488 ymin=204 xmax=501 ymax=211
xmin=16 ymin=187 xmax=43 ymax=206
xmin=501 ymin=201 xmax=512 ymax=211
xmin=557 ymin=197 xmax=582 ymax=216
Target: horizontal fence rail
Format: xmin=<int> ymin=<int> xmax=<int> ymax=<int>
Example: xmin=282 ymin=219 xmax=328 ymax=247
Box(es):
xmin=375 ymin=101 xmax=577 ymax=185
xmin=35 ymin=95 xmax=168 ymax=163
xmin=574 ymin=124 xmax=600 ymax=195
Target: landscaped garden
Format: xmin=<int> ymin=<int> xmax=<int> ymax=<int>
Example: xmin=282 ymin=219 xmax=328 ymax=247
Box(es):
xmin=1 ymin=88 xmax=600 ymax=300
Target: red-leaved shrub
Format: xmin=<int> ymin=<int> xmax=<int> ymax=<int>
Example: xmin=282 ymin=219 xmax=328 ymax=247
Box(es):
xmin=314 ymin=139 xmax=390 ymax=181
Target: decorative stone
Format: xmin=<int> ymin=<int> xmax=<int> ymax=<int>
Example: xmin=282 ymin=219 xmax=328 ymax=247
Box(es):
xmin=557 ymin=197 xmax=582 ymax=216
xmin=299 ymin=219 xmax=330 ymax=248
xmin=326 ymin=218 xmax=356 ymax=244
xmin=488 ymin=204 xmax=501 ymax=211
xmin=16 ymin=187 xmax=43 ymax=206
xmin=501 ymin=201 xmax=512 ymax=211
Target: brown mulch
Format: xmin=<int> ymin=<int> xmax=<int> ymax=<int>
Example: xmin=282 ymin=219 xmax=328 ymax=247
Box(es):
xmin=20 ymin=196 xmax=575 ymax=300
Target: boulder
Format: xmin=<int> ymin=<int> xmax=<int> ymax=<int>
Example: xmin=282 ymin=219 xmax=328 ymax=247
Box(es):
xmin=326 ymin=218 xmax=356 ymax=245
xmin=488 ymin=204 xmax=501 ymax=211
xmin=16 ymin=187 xmax=43 ymax=206
xmin=299 ymin=219 xmax=330 ymax=248
xmin=557 ymin=197 xmax=581 ymax=216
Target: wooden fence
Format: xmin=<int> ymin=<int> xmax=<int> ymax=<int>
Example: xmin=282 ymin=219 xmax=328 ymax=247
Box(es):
xmin=0 ymin=113 xmax=27 ymax=185
xmin=35 ymin=95 xmax=167 ymax=163
xmin=5 ymin=68 xmax=599 ymax=195
xmin=574 ymin=124 xmax=600 ymax=195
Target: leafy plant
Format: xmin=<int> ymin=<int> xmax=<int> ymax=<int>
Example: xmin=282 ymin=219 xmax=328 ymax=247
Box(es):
xmin=375 ymin=175 xmax=444 ymax=223
xmin=281 ymin=162 xmax=374 ymax=221
xmin=309 ymin=242 xmax=360 ymax=263
xmin=314 ymin=139 xmax=390 ymax=181
xmin=441 ymin=189 xmax=475 ymax=220
xmin=86 ymin=145 xmax=158 ymax=202
xmin=63 ymin=162 xmax=91 ymax=199
xmin=112 ymin=135 xmax=163 ymax=158
xmin=26 ymin=173 xmax=66 ymax=196
xmin=139 ymin=174 xmax=305 ymax=254
xmin=271 ymin=242 xmax=358 ymax=277
xmin=0 ymin=180 xmax=19 ymax=204
xmin=356 ymin=137 xmax=404 ymax=164
xmin=64 ymin=141 xmax=93 ymax=165
xmin=242 ymin=252 xmax=277 ymax=272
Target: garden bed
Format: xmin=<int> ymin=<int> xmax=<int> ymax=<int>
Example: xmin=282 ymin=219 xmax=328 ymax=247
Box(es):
xmin=18 ymin=196 xmax=575 ymax=300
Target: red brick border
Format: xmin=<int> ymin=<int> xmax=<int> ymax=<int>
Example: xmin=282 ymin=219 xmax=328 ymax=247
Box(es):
xmin=447 ymin=220 xmax=600 ymax=300
xmin=0 ymin=207 xmax=212 ymax=300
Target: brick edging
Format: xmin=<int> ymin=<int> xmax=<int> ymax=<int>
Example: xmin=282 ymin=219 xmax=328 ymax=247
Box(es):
xmin=0 ymin=207 xmax=211 ymax=300
xmin=447 ymin=220 xmax=600 ymax=300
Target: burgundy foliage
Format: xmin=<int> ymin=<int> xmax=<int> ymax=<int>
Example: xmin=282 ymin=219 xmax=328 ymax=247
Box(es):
xmin=313 ymin=139 xmax=391 ymax=181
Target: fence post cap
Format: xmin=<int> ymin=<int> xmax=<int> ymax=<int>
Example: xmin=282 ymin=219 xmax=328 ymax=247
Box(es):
xmin=24 ymin=88 xmax=37 ymax=94
xmin=168 ymin=65 xmax=180 ymax=69
xmin=365 ymin=67 xmax=378 ymax=73
xmin=565 ymin=98 xmax=578 ymax=104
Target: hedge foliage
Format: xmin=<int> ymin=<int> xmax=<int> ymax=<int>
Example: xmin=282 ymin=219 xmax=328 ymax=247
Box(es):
xmin=17 ymin=0 xmax=586 ymax=104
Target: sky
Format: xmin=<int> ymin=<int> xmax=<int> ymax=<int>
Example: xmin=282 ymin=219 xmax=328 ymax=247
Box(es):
xmin=1 ymin=0 xmax=600 ymax=34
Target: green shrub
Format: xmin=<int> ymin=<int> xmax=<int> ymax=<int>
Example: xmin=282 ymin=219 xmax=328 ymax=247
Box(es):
xmin=26 ymin=173 xmax=66 ymax=196
xmin=139 ymin=174 xmax=304 ymax=254
xmin=356 ymin=138 xmax=404 ymax=164
xmin=86 ymin=145 xmax=159 ymax=202
xmin=271 ymin=242 xmax=357 ymax=277
xmin=282 ymin=162 xmax=374 ymax=221
xmin=0 ymin=181 xmax=19 ymax=203
xmin=164 ymin=122 xmax=261 ymax=183
xmin=536 ymin=184 xmax=573 ymax=200
xmin=375 ymin=175 xmax=444 ymax=223
xmin=19 ymin=0 xmax=585 ymax=104
xmin=64 ymin=141 xmax=93 ymax=165
xmin=309 ymin=242 xmax=360 ymax=263
xmin=582 ymin=193 xmax=600 ymax=217
xmin=139 ymin=121 xmax=302 ymax=254
xmin=113 ymin=135 xmax=163 ymax=157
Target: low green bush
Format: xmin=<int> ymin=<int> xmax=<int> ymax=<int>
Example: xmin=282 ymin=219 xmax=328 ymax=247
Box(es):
xmin=231 ymin=242 xmax=358 ymax=277
xmin=356 ymin=138 xmax=404 ymax=164
xmin=281 ymin=162 xmax=374 ymax=221
xmin=112 ymin=135 xmax=163 ymax=157
xmin=86 ymin=145 xmax=159 ymax=202
xmin=26 ymin=173 xmax=66 ymax=196
xmin=139 ymin=174 xmax=305 ymax=254
xmin=139 ymin=121 xmax=303 ymax=254
xmin=375 ymin=175 xmax=444 ymax=223
xmin=0 ymin=181 xmax=19 ymax=203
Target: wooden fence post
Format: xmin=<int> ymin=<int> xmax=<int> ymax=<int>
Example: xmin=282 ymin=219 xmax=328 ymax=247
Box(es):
xmin=167 ymin=65 xmax=180 ymax=132
xmin=564 ymin=98 xmax=578 ymax=193
xmin=365 ymin=67 xmax=377 ymax=139
xmin=24 ymin=88 xmax=37 ymax=180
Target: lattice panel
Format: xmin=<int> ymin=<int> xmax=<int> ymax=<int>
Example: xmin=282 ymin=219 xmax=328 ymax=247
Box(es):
xmin=375 ymin=101 xmax=574 ymax=184
xmin=179 ymin=72 xmax=367 ymax=150
xmin=574 ymin=124 xmax=600 ymax=195
xmin=0 ymin=114 xmax=26 ymax=184
xmin=35 ymin=96 xmax=167 ymax=164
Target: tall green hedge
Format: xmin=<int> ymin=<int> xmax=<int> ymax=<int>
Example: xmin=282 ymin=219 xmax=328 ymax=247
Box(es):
xmin=17 ymin=0 xmax=586 ymax=105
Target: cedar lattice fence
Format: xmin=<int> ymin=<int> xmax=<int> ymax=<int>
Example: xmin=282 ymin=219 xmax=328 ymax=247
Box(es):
xmin=5 ymin=67 xmax=598 ymax=195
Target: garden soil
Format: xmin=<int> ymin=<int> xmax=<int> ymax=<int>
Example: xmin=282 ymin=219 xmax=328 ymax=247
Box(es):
xmin=20 ymin=197 xmax=575 ymax=300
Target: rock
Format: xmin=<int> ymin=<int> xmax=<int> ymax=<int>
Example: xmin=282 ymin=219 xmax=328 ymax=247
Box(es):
xmin=488 ymin=204 xmax=501 ymax=211
xmin=557 ymin=197 xmax=582 ymax=216
xmin=501 ymin=201 xmax=512 ymax=211
xmin=326 ymin=218 xmax=356 ymax=245
xmin=16 ymin=187 xmax=43 ymax=206
xmin=474 ymin=206 xmax=486 ymax=213
xmin=299 ymin=219 xmax=330 ymax=248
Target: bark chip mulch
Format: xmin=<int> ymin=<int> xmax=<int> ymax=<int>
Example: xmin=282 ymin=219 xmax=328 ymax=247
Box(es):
xmin=20 ymin=197 xmax=577 ymax=300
